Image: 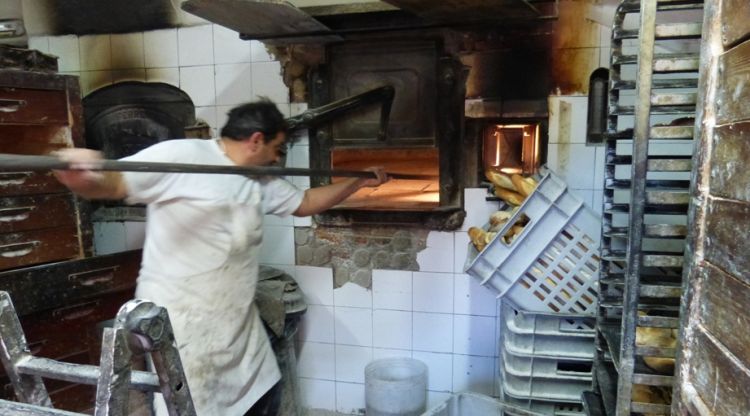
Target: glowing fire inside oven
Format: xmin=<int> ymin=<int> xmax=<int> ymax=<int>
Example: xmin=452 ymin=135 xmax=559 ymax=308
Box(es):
xmin=331 ymin=147 xmax=439 ymax=210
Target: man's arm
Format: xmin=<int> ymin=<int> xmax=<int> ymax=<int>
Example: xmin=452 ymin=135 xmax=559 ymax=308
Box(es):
xmin=293 ymin=167 xmax=388 ymax=217
xmin=52 ymin=148 xmax=128 ymax=200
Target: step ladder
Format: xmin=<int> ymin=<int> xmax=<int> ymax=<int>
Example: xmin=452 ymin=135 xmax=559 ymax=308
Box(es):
xmin=584 ymin=0 xmax=704 ymax=415
xmin=0 ymin=291 xmax=196 ymax=416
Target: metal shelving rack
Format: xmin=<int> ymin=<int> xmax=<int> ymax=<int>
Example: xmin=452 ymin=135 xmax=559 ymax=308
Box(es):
xmin=585 ymin=0 xmax=704 ymax=415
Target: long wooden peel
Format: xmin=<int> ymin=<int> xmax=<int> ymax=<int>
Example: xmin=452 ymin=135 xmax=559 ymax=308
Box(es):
xmin=0 ymin=153 xmax=437 ymax=181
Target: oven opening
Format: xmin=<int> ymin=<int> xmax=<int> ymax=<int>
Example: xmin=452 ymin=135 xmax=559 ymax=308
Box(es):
xmin=483 ymin=123 xmax=541 ymax=176
xmin=331 ymin=147 xmax=439 ymax=210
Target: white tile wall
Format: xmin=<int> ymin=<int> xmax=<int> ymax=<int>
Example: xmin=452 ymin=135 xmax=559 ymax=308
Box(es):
xmin=299 ymin=378 xmax=336 ymax=411
xmin=452 ymin=314 xmax=497 ymax=357
xmin=213 ymin=25 xmax=252 ymax=64
xmin=177 ymin=25 xmax=214 ymax=67
xmin=79 ymin=70 xmax=113 ymax=96
xmin=334 ymin=282 xmax=372 ymax=308
xmin=33 ymin=23 xmax=289 ymax=144
xmin=334 ymin=307 xmax=372 ymax=347
xmin=112 ymin=69 xmax=146 ymax=84
xmin=28 ymin=36 xmax=50 ymax=54
xmin=372 ymin=309 xmax=412 ymax=350
xmin=453 ymin=274 xmax=497 ymax=317
xmin=413 ymin=312 xmax=453 ymax=353
xmin=80 ymin=35 xmax=112 ymax=71
xmin=413 ymin=351 xmax=453 ymax=392
xmin=251 ymin=61 xmax=288 ymax=103
xmin=335 ymin=382 xmax=366 ymax=414
xmin=416 ymin=231 xmax=454 ymax=272
xmin=111 ymin=33 xmax=144 ymax=69
xmin=413 ymin=272 xmax=454 ymax=314
xmin=49 ymin=35 xmax=80 ymax=72
xmin=452 ymin=355 xmax=496 ymax=396
xmin=299 ymin=304 xmax=335 ymax=343
xmin=93 ymin=222 xmax=126 ymax=255
xmin=372 ymin=270 xmax=412 ymax=310
xmin=298 ymin=341 xmax=336 ymax=380
xmin=145 ymin=67 xmax=179 ymax=86
xmin=295 ymin=266 xmax=334 ymax=306
xmin=144 ymin=29 xmax=179 ymax=68
xmin=259 ymin=225 xmax=295 ymax=265
xmin=215 ymin=63 xmax=253 ymax=106
xmin=335 ymin=345 xmax=372 ymax=383
xmin=179 ymin=65 xmax=216 ymax=107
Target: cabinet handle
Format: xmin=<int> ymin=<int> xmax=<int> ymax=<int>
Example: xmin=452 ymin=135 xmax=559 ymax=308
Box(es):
xmin=68 ymin=266 xmax=118 ymax=286
xmin=0 ymin=99 xmax=26 ymax=113
xmin=0 ymin=240 xmax=40 ymax=258
xmin=52 ymin=300 xmax=100 ymax=321
xmin=0 ymin=172 xmax=32 ymax=187
xmin=0 ymin=206 xmax=35 ymax=222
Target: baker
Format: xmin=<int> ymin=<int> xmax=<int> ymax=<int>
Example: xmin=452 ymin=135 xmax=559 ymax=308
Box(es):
xmin=54 ymin=100 xmax=389 ymax=416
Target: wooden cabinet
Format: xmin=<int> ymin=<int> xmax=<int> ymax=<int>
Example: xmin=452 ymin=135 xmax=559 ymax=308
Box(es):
xmin=0 ymin=67 xmax=140 ymax=412
xmin=0 ymin=69 xmax=93 ymax=270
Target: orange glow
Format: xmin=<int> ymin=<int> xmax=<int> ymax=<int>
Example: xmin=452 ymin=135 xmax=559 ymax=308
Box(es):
xmin=483 ymin=123 xmax=541 ymax=175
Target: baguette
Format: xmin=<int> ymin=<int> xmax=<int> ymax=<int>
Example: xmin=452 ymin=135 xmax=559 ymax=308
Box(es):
xmin=485 ymin=170 xmax=516 ymax=191
xmin=494 ymin=186 xmax=526 ymax=206
xmin=469 ymin=227 xmax=496 ymax=252
xmin=511 ymin=174 xmax=537 ymax=197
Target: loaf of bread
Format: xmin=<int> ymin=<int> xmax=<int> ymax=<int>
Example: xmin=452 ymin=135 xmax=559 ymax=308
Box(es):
xmin=468 ymin=227 xmax=497 ymax=252
xmin=488 ymin=210 xmax=512 ymax=232
xmin=511 ymin=174 xmax=537 ymax=197
xmin=503 ymin=224 xmax=526 ymax=244
xmin=485 ymin=169 xmax=516 ymax=192
xmin=632 ymin=384 xmax=671 ymax=414
xmin=636 ymin=324 xmax=677 ymax=374
xmin=493 ymin=186 xmax=526 ymax=206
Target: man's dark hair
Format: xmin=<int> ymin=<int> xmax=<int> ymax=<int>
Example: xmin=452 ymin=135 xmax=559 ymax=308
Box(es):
xmin=220 ymin=99 xmax=288 ymax=142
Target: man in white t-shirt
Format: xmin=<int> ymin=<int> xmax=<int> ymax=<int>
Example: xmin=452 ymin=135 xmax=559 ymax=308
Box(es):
xmin=54 ymin=100 xmax=388 ymax=416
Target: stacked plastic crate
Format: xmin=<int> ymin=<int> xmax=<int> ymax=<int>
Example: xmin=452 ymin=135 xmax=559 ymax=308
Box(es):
xmin=465 ymin=171 xmax=602 ymax=416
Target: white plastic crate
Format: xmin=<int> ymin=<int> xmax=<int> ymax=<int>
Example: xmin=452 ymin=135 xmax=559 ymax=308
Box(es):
xmin=502 ymin=395 xmax=585 ymax=416
xmin=501 ymin=301 xmax=596 ymax=338
xmin=464 ymin=171 xmax=601 ymax=315
xmin=499 ymin=303 xmax=595 ymax=361
xmin=421 ymin=392 xmax=545 ymax=416
xmin=500 ymin=347 xmax=593 ymax=382
xmin=499 ymin=369 xmax=591 ymax=403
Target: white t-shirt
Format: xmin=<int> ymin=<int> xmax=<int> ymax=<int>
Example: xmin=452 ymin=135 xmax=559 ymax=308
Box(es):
xmin=120 ymin=138 xmax=304 ymax=416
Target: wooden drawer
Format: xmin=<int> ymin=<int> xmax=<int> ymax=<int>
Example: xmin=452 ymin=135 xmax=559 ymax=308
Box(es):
xmin=0 ymin=250 xmax=141 ymax=316
xmin=0 ymin=170 xmax=66 ymax=197
xmin=0 ymin=226 xmax=80 ymax=270
xmin=0 ymin=193 xmax=77 ymax=233
xmin=0 ymin=87 xmax=68 ymax=125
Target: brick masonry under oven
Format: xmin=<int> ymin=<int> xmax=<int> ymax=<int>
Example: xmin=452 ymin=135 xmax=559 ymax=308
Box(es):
xmin=295 ymin=226 xmax=429 ymax=289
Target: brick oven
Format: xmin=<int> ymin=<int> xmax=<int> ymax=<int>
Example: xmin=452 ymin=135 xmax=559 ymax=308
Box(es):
xmin=307 ymin=38 xmax=467 ymax=230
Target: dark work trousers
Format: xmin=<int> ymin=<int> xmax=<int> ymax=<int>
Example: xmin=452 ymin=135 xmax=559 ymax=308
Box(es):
xmin=243 ymin=381 xmax=283 ymax=416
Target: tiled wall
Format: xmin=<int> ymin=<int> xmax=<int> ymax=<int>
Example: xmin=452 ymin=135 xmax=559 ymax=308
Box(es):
xmin=28 ymin=9 xmax=616 ymax=414
xmin=28 ymin=24 xmax=289 ymax=138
